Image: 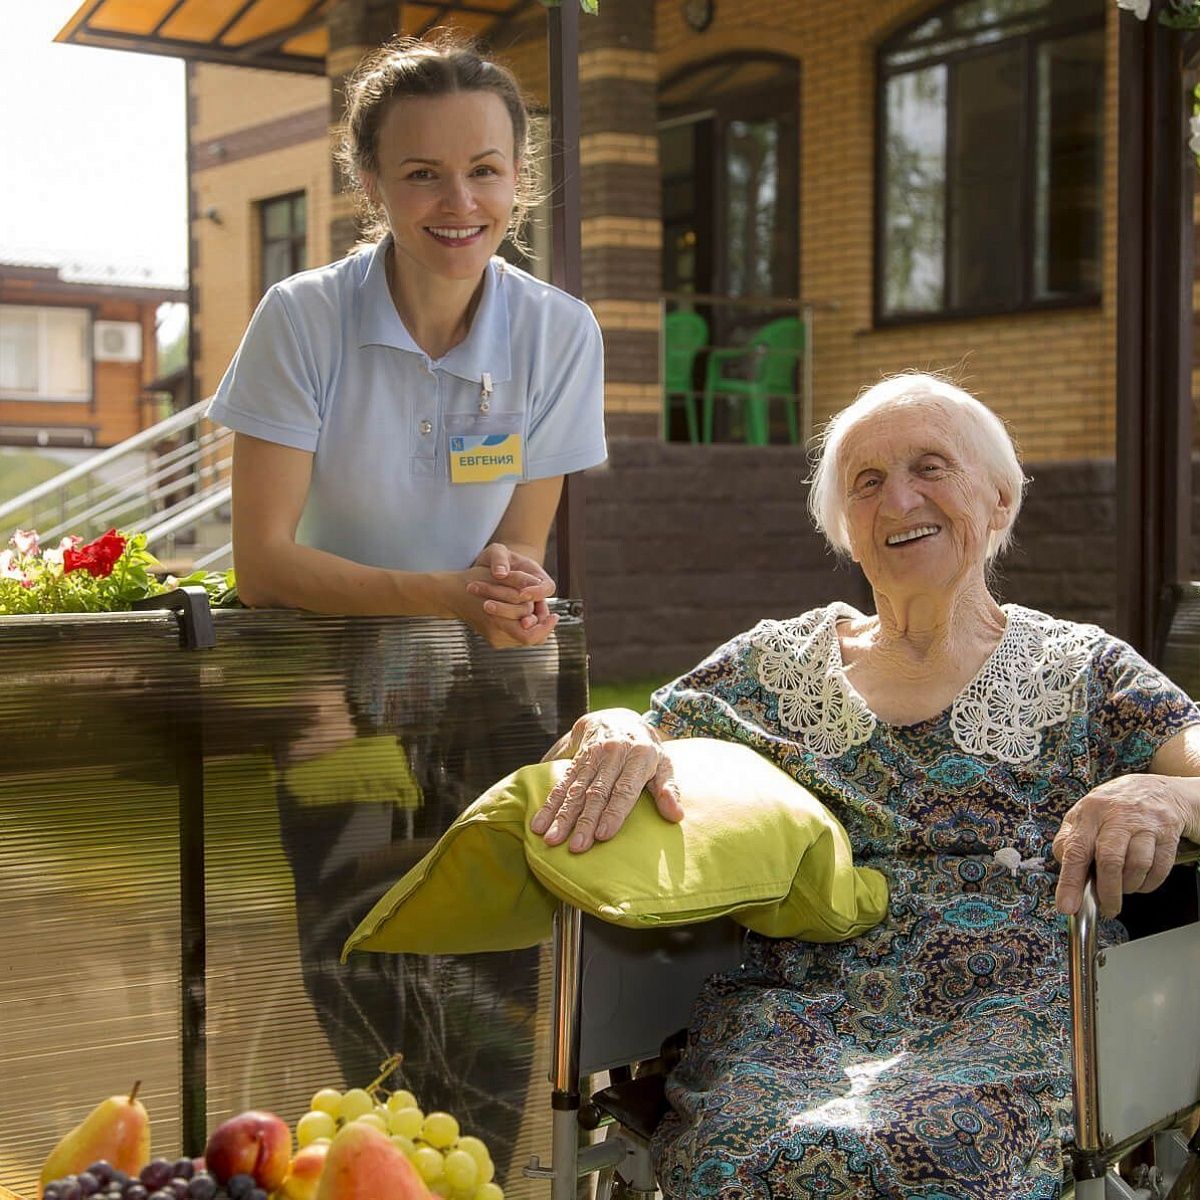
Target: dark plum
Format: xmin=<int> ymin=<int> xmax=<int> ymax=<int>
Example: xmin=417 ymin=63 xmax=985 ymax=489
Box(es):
xmin=86 ymin=1162 xmax=115 ymax=1185
xmin=245 ymin=1191 xmax=268 ymax=1200
xmin=166 ymin=1181 xmax=189 ymax=1200
xmin=171 ymin=1159 xmax=195 ymax=1181
xmin=58 ymin=1183 xmax=83 ymax=1200
xmin=125 ymin=1184 xmax=150 ymax=1200
xmin=76 ymin=1171 xmax=100 ymax=1196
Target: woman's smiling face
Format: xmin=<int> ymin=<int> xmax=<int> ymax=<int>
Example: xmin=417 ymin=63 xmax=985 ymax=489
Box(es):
xmin=364 ymin=90 xmax=518 ymax=284
xmin=839 ymin=402 xmax=1010 ymax=596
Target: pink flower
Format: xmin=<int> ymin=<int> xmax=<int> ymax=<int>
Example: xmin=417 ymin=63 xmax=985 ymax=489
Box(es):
xmin=12 ymin=529 xmax=39 ymax=556
xmin=58 ymin=535 xmax=82 ymax=551
xmin=0 ymin=549 xmax=23 ymax=579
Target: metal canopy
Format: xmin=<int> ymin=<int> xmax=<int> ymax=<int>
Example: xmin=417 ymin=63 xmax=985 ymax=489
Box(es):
xmin=56 ymin=0 xmax=533 ymax=74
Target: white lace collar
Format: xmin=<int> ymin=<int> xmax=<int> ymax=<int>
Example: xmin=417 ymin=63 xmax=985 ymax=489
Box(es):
xmin=752 ymin=603 xmax=1097 ymax=764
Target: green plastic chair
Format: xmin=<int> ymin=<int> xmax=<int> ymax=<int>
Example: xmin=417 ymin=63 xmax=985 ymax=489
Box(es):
xmin=701 ymin=316 xmax=805 ymax=445
xmin=662 ymin=310 xmax=710 ymax=443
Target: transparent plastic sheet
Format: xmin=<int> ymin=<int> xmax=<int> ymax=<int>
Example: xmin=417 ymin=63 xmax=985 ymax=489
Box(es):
xmin=0 ymin=605 xmax=587 ymax=1198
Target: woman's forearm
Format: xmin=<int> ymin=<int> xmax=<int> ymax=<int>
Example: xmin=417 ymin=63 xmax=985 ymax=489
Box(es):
xmin=235 ymin=537 xmax=455 ymax=617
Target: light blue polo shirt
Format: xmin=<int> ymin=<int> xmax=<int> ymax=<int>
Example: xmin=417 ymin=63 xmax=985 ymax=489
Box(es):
xmin=207 ymin=238 xmax=607 ymax=571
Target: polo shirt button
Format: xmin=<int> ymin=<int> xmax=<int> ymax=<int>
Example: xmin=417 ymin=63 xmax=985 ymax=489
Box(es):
xmin=420 ymin=420 xmax=433 ymax=435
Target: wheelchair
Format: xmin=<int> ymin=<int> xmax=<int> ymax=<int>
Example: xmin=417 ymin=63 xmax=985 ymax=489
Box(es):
xmin=521 ymin=842 xmax=1200 ymax=1200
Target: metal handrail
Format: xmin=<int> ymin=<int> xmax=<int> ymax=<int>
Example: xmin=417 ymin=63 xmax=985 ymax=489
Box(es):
xmin=0 ymin=398 xmax=216 ymax=524
xmin=143 ymin=485 xmax=232 ymax=545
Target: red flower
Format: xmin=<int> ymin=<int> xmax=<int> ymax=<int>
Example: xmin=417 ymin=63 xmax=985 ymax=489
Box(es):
xmin=63 ymin=528 xmax=127 ymax=578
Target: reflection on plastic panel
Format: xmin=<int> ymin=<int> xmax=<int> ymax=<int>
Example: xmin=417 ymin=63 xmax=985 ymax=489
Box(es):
xmin=0 ymin=607 xmax=586 ymax=1199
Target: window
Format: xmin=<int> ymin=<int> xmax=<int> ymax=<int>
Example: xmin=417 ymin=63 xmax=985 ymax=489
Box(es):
xmin=877 ymin=0 xmax=1104 ymax=321
xmin=260 ymin=192 xmax=307 ymax=294
xmin=0 ymin=305 xmax=91 ymax=401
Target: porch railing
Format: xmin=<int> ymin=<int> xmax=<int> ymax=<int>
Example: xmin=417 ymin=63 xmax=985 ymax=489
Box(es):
xmin=0 ymin=399 xmax=232 ymax=567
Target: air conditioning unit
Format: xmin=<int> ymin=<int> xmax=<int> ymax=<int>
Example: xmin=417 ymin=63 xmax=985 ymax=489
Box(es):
xmin=93 ymin=320 xmax=142 ymax=363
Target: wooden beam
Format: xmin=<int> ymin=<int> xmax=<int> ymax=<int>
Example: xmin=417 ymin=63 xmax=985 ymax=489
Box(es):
xmin=1115 ymin=5 xmax=1195 ymax=654
xmin=546 ymin=0 xmax=585 ymax=601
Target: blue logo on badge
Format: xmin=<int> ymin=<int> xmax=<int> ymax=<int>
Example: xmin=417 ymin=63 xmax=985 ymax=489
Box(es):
xmin=450 ymin=436 xmax=465 ymax=451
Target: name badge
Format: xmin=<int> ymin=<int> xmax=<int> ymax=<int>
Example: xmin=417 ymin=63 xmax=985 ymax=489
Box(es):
xmin=449 ymin=433 xmax=524 ymax=483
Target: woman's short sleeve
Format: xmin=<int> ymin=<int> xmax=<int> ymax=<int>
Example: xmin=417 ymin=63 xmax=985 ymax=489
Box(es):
xmin=206 ymin=288 xmax=322 ymax=453
xmin=1088 ymin=637 xmax=1200 ymax=777
xmin=525 ymin=305 xmax=607 ymax=479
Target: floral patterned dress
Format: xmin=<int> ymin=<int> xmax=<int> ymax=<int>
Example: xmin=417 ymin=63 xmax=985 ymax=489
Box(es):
xmin=646 ymin=604 xmax=1199 ymax=1199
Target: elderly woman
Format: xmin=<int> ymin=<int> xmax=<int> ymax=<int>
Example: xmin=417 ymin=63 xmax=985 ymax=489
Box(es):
xmin=534 ymin=374 xmax=1200 ymax=1198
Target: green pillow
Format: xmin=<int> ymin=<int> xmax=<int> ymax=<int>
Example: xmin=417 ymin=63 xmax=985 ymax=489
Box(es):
xmin=343 ymin=737 xmax=888 ymax=959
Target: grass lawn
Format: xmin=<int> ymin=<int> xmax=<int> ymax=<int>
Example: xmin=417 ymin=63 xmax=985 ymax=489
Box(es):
xmin=588 ymin=677 xmax=668 ymax=715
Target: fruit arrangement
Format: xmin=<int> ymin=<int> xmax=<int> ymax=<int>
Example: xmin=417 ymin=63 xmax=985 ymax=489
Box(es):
xmin=288 ymin=1055 xmax=501 ymax=1200
xmin=31 ymin=1062 xmax=504 ymax=1200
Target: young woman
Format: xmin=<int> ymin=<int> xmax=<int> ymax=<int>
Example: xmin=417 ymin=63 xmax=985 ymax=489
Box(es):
xmin=208 ymin=36 xmax=606 ymax=648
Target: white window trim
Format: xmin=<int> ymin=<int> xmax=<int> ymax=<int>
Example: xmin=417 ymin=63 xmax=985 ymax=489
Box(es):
xmin=0 ymin=303 xmax=93 ymax=403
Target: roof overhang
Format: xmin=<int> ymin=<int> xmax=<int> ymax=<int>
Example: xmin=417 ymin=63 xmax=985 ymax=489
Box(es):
xmin=56 ymin=0 xmax=534 ymax=75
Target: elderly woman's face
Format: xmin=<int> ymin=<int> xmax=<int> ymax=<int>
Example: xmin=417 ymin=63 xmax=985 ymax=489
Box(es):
xmin=840 ymin=403 xmax=1008 ymax=595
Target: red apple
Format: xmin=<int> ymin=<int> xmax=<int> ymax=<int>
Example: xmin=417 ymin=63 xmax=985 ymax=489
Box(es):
xmin=203 ymin=1110 xmax=293 ymax=1191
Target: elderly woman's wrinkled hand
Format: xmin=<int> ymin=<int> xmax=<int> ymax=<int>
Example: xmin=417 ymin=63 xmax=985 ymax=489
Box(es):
xmin=1053 ymin=774 xmax=1188 ymax=917
xmin=534 ymin=707 xmax=683 ymax=852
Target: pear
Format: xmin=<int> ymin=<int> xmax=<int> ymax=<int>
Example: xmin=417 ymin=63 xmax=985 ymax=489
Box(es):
xmin=39 ymin=1081 xmax=150 ymax=1197
xmin=315 ymin=1122 xmax=431 ymax=1200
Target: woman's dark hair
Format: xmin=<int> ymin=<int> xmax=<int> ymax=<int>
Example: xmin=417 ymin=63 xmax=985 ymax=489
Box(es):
xmin=335 ymin=33 xmax=538 ymax=246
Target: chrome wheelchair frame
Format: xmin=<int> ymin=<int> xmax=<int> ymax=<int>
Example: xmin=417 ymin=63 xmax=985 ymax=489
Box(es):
xmin=524 ymin=845 xmax=1200 ymax=1199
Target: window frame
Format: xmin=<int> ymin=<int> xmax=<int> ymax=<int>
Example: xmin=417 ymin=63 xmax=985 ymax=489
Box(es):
xmin=873 ymin=0 xmax=1106 ymax=327
xmin=258 ymin=190 xmax=307 ymax=297
xmin=0 ymin=303 xmax=94 ymax=403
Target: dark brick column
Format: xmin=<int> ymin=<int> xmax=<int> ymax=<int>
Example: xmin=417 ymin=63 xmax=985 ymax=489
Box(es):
xmin=579 ymin=0 xmax=661 ymax=438
xmin=327 ymin=1 xmax=401 ymax=257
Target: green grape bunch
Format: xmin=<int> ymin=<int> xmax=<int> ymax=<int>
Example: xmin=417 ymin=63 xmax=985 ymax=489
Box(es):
xmin=294 ymin=1065 xmax=502 ymax=1200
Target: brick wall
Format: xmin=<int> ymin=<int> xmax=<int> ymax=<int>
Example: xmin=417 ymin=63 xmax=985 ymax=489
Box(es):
xmin=581 ymin=443 xmax=1178 ymax=684
xmin=189 ymin=64 xmax=332 ymax=398
xmin=653 ymin=0 xmax=1120 ymax=463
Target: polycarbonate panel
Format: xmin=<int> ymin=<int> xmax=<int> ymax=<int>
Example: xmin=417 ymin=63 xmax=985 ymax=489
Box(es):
xmin=0 ymin=605 xmax=586 ymax=1199
xmin=223 ymin=0 xmax=329 ymax=47
xmin=89 ymin=0 xmax=177 ymax=36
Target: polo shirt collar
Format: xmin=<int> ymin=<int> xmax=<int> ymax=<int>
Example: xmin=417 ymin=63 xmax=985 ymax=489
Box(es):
xmin=357 ymin=236 xmax=512 ymax=384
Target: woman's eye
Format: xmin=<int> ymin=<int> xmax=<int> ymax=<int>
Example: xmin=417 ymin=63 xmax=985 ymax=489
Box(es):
xmin=472 ymin=164 xmax=499 ymax=177
xmin=406 ymin=169 xmax=434 ymax=181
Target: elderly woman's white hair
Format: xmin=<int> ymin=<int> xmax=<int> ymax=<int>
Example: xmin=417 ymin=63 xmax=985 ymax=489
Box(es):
xmin=807 ymin=373 xmax=1027 ymax=562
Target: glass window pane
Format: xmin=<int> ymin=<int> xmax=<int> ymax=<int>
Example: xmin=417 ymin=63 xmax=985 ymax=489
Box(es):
xmin=262 ymin=240 xmax=293 ymax=291
xmin=292 ymin=194 xmax=306 ymax=230
xmin=0 ymin=308 xmax=39 ymax=393
xmin=885 ymin=0 xmax=1102 ymax=70
xmin=43 ymin=309 xmax=90 ymax=399
xmin=1034 ymin=29 xmax=1104 ymax=299
xmin=947 ymin=46 xmax=1024 ymax=310
xmin=724 ymin=118 xmax=782 ymax=298
xmin=295 ymin=241 xmax=307 ymax=273
xmin=263 ymin=198 xmax=291 ymax=241
xmin=883 ymin=67 xmax=947 ymax=315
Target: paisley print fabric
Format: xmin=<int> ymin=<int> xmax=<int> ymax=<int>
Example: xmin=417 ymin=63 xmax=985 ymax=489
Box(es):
xmin=646 ymin=605 xmax=1200 ymax=1199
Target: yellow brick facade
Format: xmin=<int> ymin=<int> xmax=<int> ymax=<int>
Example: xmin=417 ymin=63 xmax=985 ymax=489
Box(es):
xmin=189 ymin=1 xmax=1124 ymax=462
xmin=190 ymin=64 xmax=331 ymax=399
